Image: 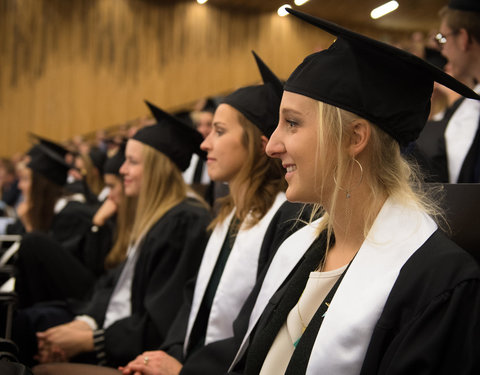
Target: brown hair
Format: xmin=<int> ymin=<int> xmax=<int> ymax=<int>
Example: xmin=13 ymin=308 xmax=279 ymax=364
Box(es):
xmin=439 ymin=6 xmax=480 ymax=44
xmin=104 ymin=183 xmax=137 ymax=269
xmin=27 ymin=170 xmax=64 ymax=232
xmin=79 ymin=153 xmax=105 ymax=196
xmin=209 ymin=110 xmax=286 ymax=231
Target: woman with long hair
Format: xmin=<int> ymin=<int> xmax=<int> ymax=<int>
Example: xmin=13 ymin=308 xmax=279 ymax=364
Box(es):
xmin=33 ymin=103 xmax=211 ymax=368
xmin=118 ymin=53 xmax=309 ymax=375
xmin=13 ymin=144 xmax=96 ymax=307
xmin=228 ymin=9 xmax=480 ymax=375
xmin=83 ymin=142 xmax=137 ymax=276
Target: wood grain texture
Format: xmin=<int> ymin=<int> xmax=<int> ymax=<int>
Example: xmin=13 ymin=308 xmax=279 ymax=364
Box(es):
xmin=0 ymin=0 xmax=441 ymax=156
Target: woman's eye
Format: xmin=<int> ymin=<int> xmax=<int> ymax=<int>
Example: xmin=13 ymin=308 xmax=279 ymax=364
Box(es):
xmin=286 ymin=119 xmax=298 ymax=128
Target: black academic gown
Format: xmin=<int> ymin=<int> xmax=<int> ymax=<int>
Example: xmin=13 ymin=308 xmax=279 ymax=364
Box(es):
xmin=160 ymin=201 xmax=311 ymax=375
xmin=416 ymin=97 xmax=480 ymax=183
xmin=413 ymin=98 xmax=464 ymax=183
xmin=14 ymin=200 xmax=98 ymax=308
xmin=235 ymin=230 xmax=480 ymax=375
xmin=76 ymin=198 xmax=211 ymax=367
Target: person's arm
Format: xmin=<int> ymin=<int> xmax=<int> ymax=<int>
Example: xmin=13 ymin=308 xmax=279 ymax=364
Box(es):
xmin=361 ymin=277 xmax=480 ymax=375
xmin=92 ymin=198 xmax=117 ymax=227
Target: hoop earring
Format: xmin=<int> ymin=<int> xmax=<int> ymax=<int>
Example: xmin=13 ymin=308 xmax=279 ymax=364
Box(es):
xmin=333 ymin=158 xmax=363 ymax=199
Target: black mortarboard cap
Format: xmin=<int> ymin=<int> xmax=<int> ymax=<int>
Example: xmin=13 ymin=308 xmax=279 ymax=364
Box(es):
xmin=89 ymin=146 xmax=107 ymax=175
xmin=284 ymin=8 xmax=480 ymax=146
xmin=221 ymin=51 xmax=283 ymax=138
xmin=424 ymin=47 xmax=448 ymax=70
xmin=449 ymin=0 xmax=480 ymax=12
xmin=29 ymin=133 xmax=71 ymax=158
xmin=174 ymin=110 xmax=195 ymax=129
xmin=103 ymin=143 xmax=126 ymax=175
xmin=27 ymin=144 xmax=71 ymax=186
xmin=133 ymin=101 xmax=206 ymax=172
xmin=201 ymin=98 xmax=217 ymax=113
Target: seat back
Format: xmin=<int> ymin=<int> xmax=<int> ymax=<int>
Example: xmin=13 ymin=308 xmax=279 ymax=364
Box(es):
xmin=438 ymin=183 xmax=480 ymax=264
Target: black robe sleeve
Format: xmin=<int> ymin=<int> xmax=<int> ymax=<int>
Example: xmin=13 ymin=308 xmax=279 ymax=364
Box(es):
xmin=15 ymin=232 xmax=96 ymax=308
xmin=360 ymin=231 xmax=480 ymax=375
xmin=97 ymin=200 xmax=210 ymax=367
xmin=81 ymin=217 xmax=115 ymax=278
xmin=50 ymin=201 xmax=96 ymax=267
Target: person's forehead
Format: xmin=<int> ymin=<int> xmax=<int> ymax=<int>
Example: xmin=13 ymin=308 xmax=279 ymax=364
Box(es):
xmin=439 ymin=19 xmax=452 ymax=33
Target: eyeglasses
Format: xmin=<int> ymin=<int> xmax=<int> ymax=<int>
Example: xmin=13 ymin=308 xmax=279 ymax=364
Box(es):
xmin=435 ymin=31 xmax=459 ymax=46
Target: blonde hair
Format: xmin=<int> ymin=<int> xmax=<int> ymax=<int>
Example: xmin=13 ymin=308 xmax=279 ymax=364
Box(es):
xmin=130 ymin=144 xmax=187 ymax=244
xmin=311 ymin=101 xmax=445 ymax=247
xmin=104 ymin=191 xmax=137 ymax=269
xmin=209 ymin=111 xmax=286 ymax=231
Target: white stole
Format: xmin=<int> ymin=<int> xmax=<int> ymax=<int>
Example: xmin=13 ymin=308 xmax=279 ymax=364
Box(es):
xmin=305 ymin=198 xmax=437 ymax=375
xmin=183 ymin=192 xmax=286 ymax=354
xmin=229 ymin=217 xmax=323 ymax=371
xmin=445 ymin=84 xmax=480 ymax=183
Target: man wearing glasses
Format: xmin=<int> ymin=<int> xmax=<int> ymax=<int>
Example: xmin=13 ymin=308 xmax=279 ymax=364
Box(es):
xmin=436 ymin=0 xmax=480 ymax=183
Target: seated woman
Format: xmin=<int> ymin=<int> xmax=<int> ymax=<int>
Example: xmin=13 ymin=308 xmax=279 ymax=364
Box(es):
xmin=71 ymin=146 xmax=108 ymax=205
xmin=12 ymin=144 xmax=96 ymax=307
xmin=82 ymin=142 xmax=137 ymax=276
xmin=31 ymin=102 xmax=211 ymax=368
xmin=228 ymin=9 xmax=480 ymax=375
xmin=117 ymin=53 xmax=311 ymax=375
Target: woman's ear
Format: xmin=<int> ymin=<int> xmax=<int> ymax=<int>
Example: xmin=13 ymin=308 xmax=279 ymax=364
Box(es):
xmin=348 ymin=119 xmax=371 ymax=157
xmin=260 ymin=135 xmax=269 ymax=153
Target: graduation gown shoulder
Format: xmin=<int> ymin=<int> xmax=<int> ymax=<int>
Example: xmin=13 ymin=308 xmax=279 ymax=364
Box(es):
xmin=83 ymin=198 xmax=211 ymax=367
xmin=50 ymin=200 xmax=96 ymax=267
xmin=165 ymin=202 xmax=311 ymax=375
xmin=360 ymin=230 xmax=480 ymax=375
xmin=237 ymin=230 xmax=480 ymax=375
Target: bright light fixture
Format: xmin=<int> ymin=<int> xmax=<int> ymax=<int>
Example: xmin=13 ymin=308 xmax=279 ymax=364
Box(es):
xmin=197 ymin=0 xmax=208 ymax=4
xmin=294 ymin=0 xmax=310 ymax=5
xmin=370 ymin=1 xmax=399 ymax=19
xmin=278 ymin=4 xmax=292 ymax=17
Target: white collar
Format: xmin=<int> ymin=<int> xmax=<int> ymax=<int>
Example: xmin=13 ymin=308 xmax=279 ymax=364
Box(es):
xmin=54 ymin=193 xmax=86 ymax=214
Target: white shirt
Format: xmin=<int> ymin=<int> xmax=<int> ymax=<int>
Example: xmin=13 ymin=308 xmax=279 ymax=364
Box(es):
xmin=445 ymin=84 xmax=480 ymax=183
xmin=102 ymin=239 xmax=142 ymax=329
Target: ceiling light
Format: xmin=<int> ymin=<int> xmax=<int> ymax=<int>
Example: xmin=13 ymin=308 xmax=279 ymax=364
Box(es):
xmin=278 ymin=4 xmax=292 ymax=17
xmin=294 ymin=0 xmax=310 ymax=5
xmin=370 ymin=1 xmax=399 ymax=19
xmin=197 ymin=0 xmax=208 ymax=4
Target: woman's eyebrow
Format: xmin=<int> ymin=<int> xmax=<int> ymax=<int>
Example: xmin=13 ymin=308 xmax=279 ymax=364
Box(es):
xmin=281 ymin=107 xmax=303 ymax=116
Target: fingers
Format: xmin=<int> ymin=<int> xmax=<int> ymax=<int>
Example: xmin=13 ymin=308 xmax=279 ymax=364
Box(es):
xmin=127 ymin=364 xmax=149 ymax=374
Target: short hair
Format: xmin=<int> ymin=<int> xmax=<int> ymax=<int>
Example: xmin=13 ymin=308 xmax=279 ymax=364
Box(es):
xmin=439 ymin=6 xmax=480 ymax=44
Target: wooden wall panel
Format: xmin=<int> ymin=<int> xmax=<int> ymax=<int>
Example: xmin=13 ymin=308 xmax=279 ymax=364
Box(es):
xmin=0 ymin=0 xmax=407 ymax=157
